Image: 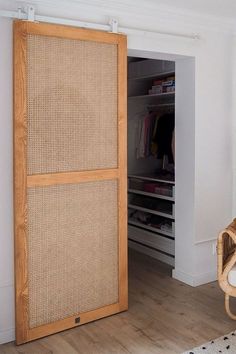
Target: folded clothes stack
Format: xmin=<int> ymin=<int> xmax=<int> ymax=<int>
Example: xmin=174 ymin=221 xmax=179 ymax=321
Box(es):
xmin=129 ymin=210 xmax=173 ymax=233
xmin=129 ymin=178 xmax=173 ymax=197
xmin=148 ymin=76 xmax=175 ymax=95
xmin=143 ymin=182 xmax=172 ymax=197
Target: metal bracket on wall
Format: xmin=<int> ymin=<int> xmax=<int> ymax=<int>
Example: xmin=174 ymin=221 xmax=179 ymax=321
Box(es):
xmin=26 ymin=4 xmax=35 ymax=22
xmin=0 ymin=6 xmax=200 ymax=40
xmin=109 ymin=18 xmax=118 ymax=33
xmin=17 ymin=7 xmax=24 ymax=19
xmin=0 ymin=4 xmax=36 ymax=21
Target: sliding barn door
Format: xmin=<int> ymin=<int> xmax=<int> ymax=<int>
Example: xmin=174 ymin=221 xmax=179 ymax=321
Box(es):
xmin=14 ymin=20 xmax=127 ymax=344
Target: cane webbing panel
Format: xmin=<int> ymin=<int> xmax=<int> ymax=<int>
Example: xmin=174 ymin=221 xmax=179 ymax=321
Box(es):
xmin=27 ymin=180 xmax=118 ymax=328
xmin=26 ymin=34 xmax=118 ymax=175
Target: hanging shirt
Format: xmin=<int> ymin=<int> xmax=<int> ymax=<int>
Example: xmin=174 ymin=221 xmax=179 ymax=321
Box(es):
xmin=135 ymin=111 xmax=157 ymax=159
xmin=153 ymin=112 xmax=175 ymax=163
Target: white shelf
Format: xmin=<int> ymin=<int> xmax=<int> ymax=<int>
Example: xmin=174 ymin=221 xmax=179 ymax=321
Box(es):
xmin=128 ymin=219 xmax=174 ymax=238
xmin=128 ymin=71 xmax=175 ymax=81
xmin=128 ymin=239 xmax=175 ymax=266
xmin=147 ymin=103 xmax=175 ymax=109
xmin=128 ymin=224 xmax=175 ymax=266
xmin=128 ymin=204 xmax=174 ymax=220
xmin=128 ymin=188 xmax=174 ymax=201
xmin=128 ymin=92 xmax=175 ymax=100
xmin=128 ymin=224 xmax=175 ymax=256
xmin=128 ymin=174 xmax=175 ymax=185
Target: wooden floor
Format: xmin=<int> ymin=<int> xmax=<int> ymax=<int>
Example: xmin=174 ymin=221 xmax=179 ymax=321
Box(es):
xmin=1 ymin=249 xmax=236 ymax=354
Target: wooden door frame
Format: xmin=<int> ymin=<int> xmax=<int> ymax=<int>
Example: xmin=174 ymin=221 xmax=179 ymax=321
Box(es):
xmin=13 ymin=20 xmax=127 ymax=344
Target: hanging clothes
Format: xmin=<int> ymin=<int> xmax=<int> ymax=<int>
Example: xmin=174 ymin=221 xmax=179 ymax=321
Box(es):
xmin=153 ymin=112 xmax=175 ymax=163
xmin=150 ymin=117 xmax=159 ymax=157
xmin=135 ymin=111 xmax=175 ymax=163
xmin=171 ymin=128 xmax=175 ymax=163
xmin=136 ymin=111 xmax=157 ymax=159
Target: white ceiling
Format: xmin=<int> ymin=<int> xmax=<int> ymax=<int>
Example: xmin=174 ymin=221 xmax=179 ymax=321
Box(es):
xmin=148 ymin=0 xmax=236 ymax=19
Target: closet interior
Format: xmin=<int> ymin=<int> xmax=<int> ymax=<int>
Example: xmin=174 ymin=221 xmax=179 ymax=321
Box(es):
xmin=127 ymin=57 xmax=175 ymax=267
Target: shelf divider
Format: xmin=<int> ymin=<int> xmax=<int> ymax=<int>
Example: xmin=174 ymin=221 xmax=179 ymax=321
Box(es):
xmin=128 ymin=219 xmax=174 ymax=238
xmin=128 ymin=92 xmax=175 ymax=100
xmin=128 ymin=204 xmax=174 ymax=220
xmin=128 ymin=174 xmax=175 ymax=185
xmin=128 ymin=70 xmax=175 ymax=81
xmin=128 ymin=188 xmax=174 ymax=201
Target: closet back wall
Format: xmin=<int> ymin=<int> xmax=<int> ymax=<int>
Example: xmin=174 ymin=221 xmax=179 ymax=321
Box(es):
xmin=0 ymin=0 xmax=233 ymax=343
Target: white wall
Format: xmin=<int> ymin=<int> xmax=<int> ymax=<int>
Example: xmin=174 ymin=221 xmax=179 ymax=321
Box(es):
xmin=173 ymin=57 xmax=196 ymax=283
xmin=0 ymin=17 xmax=15 ymax=344
xmin=0 ymin=0 xmax=234 ymax=344
xmin=193 ymin=31 xmax=233 ymax=285
xmin=232 ymin=37 xmax=236 ymax=218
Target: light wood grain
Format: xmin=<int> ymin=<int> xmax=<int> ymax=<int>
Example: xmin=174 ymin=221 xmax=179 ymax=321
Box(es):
xmin=14 ymin=20 xmax=126 ymax=44
xmin=28 ymin=303 xmax=122 ymax=342
xmin=117 ymin=35 xmax=128 ymax=311
xmin=27 ymin=169 xmax=119 ymax=187
xmin=217 ymin=219 xmax=236 ymax=319
xmin=2 ymin=249 xmax=236 ymax=353
xmin=13 ymin=20 xmax=128 ymax=344
xmin=13 ymin=21 xmax=29 ymax=345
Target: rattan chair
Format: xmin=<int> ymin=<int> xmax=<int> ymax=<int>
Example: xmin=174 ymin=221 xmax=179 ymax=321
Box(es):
xmin=218 ymin=218 xmax=236 ymax=319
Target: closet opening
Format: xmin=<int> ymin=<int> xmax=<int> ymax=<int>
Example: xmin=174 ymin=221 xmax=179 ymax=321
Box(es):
xmin=127 ymin=56 xmax=176 ymax=277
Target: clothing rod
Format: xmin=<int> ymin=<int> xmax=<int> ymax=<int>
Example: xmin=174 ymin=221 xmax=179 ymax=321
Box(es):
xmin=0 ymin=8 xmax=200 ymax=40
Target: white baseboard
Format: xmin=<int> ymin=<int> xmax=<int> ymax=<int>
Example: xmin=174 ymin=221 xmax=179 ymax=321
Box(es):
xmin=172 ymin=268 xmax=217 ymax=287
xmin=0 ymin=328 xmax=15 ymax=345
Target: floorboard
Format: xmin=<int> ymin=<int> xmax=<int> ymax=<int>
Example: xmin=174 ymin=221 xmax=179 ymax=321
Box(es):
xmin=1 ymin=249 xmax=236 ymax=354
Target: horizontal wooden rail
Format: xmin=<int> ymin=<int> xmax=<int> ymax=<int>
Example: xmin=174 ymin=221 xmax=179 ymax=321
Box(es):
xmin=27 ymin=169 xmax=119 ymax=187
